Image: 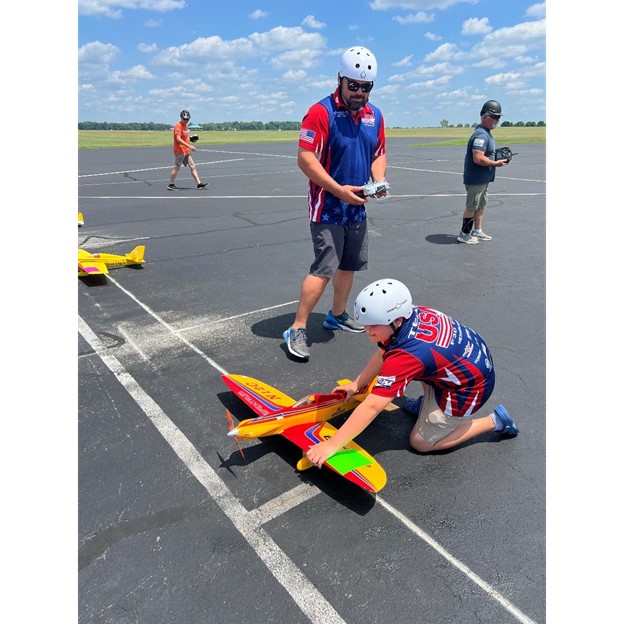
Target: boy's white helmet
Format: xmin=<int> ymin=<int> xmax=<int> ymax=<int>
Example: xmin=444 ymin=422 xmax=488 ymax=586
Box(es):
xmin=354 ymin=279 xmax=413 ymax=325
xmin=339 ymin=46 xmax=377 ymax=81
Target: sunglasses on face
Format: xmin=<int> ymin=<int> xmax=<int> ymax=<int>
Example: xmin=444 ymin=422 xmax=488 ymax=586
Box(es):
xmin=344 ymin=79 xmax=374 ymax=93
xmin=488 ymin=114 xmax=501 ymax=120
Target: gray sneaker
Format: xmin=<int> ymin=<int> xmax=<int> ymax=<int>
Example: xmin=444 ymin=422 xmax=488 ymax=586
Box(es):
xmin=457 ymin=231 xmax=479 ymax=245
xmin=471 ymin=229 xmax=492 ymax=241
xmin=283 ymin=326 xmax=310 ymax=359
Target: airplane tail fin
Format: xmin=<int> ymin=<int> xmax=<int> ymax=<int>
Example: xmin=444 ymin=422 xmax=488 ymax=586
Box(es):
xmin=125 ymin=246 xmax=145 ymax=265
xmin=78 ymin=212 xmax=84 ymax=226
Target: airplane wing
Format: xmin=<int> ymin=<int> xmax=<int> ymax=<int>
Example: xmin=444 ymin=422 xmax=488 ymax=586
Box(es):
xmin=221 ymin=374 xmax=296 ymax=416
xmin=78 ymin=250 xmax=109 ymax=276
xmin=281 ymin=421 xmax=387 ymax=493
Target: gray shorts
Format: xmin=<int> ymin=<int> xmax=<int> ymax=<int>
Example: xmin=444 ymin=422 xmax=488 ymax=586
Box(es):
xmin=175 ymin=153 xmax=191 ymax=167
xmin=465 ymin=183 xmax=489 ymax=211
xmin=308 ymin=221 xmax=368 ymax=278
xmin=412 ymin=383 xmax=474 ymax=445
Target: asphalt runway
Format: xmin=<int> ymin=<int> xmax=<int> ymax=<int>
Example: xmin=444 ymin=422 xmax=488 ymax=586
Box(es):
xmin=78 ymin=138 xmax=546 ymax=624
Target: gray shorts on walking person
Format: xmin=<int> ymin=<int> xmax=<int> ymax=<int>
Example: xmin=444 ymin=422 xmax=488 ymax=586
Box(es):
xmin=175 ymin=153 xmax=192 ymax=167
xmin=309 ymin=221 xmax=368 ymax=278
xmin=465 ymin=183 xmax=489 ymax=212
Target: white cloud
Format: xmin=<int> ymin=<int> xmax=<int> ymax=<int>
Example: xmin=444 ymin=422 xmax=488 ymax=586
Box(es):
xmin=248 ymin=26 xmax=325 ymax=51
xmin=425 ymin=42 xmax=465 ymax=62
xmin=144 ymin=19 xmax=162 ymax=27
xmin=78 ymin=0 xmax=185 ymax=18
xmin=138 ymin=43 xmax=158 ymax=53
xmin=485 ymin=71 xmax=525 ymax=89
xmin=393 ymin=55 xmax=413 ymax=67
xmin=283 ymin=69 xmax=308 ymax=81
xmin=425 ymin=32 xmax=441 ymax=41
xmin=393 ymin=12 xmax=435 ymax=24
xmin=109 ymin=65 xmax=154 ymax=82
xmin=302 ymin=15 xmax=326 ymax=29
xmin=78 ymin=40 xmax=120 ymax=65
xmin=370 ymin=0 xmax=476 ymax=10
xmin=406 ymin=74 xmax=454 ymax=90
xmin=248 ymin=9 xmax=267 ymax=19
xmin=526 ymin=2 xmax=546 ymax=18
xmin=271 ymin=49 xmax=323 ymax=70
xmin=461 ymin=17 xmax=492 ymax=36
xmin=474 ymin=18 xmax=546 ymax=58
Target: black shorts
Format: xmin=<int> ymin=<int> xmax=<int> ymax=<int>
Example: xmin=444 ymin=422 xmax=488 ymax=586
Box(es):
xmin=308 ymin=221 xmax=368 ymax=278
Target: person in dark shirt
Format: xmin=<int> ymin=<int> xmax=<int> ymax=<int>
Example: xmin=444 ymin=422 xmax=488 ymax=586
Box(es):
xmin=457 ymin=100 xmax=509 ymax=244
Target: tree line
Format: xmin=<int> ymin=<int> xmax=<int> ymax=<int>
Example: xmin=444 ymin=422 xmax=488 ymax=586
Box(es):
xmin=78 ymin=121 xmax=301 ymax=131
xmin=440 ymin=120 xmax=545 ymax=128
xmin=78 ymin=119 xmax=545 ymax=131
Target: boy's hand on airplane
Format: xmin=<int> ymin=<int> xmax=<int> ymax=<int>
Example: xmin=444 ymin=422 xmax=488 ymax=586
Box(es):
xmin=332 ymin=382 xmax=358 ymax=401
xmin=306 ymin=440 xmax=339 ymax=468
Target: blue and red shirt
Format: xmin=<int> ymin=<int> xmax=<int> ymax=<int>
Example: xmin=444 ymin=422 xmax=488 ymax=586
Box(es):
xmin=298 ymin=88 xmax=386 ymax=224
xmin=372 ymin=306 xmax=496 ymax=418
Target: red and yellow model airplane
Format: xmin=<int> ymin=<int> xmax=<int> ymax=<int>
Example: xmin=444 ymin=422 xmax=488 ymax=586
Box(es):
xmin=222 ymin=373 xmax=396 ymax=493
xmin=78 ymin=245 xmax=145 ymax=276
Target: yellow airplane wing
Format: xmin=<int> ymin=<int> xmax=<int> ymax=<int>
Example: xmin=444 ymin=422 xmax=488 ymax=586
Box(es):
xmin=78 ymin=250 xmax=109 ymax=276
xmin=78 ymin=246 xmax=145 ymax=276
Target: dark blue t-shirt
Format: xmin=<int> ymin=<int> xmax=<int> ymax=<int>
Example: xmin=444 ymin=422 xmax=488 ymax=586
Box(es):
xmin=463 ymin=125 xmax=496 ymax=185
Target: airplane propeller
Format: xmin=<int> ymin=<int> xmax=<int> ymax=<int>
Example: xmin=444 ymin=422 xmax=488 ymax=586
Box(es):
xmin=225 ymin=409 xmax=245 ymax=459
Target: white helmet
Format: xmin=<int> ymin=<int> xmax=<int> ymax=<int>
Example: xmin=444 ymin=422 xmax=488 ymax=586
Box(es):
xmin=354 ymin=279 xmax=413 ymax=325
xmin=339 ymin=46 xmax=377 ymax=81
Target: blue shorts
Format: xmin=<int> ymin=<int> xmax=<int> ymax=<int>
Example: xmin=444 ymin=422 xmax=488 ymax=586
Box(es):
xmin=308 ymin=221 xmax=368 ymax=278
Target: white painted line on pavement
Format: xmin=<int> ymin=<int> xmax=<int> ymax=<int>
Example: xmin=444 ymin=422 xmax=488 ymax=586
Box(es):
xmin=78 ymin=315 xmax=347 ymax=624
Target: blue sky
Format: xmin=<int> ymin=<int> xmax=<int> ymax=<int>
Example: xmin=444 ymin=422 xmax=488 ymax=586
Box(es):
xmin=78 ymin=0 xmax=545 ymax=128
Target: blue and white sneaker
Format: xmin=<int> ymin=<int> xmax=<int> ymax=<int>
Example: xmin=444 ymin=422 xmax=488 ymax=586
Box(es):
xmin=322 ymin=310 xmax=365 ymax=332
xmin=494 ymin=404 xmax=518 ymax=436
xmin=403 ymin=396 xmax=423 ymax=415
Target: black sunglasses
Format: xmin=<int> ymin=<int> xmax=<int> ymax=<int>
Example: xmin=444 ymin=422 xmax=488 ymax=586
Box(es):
xmin=344 ymin=78 xmax=374 ymax=93
xmin=487 ymin=114 xmax=501 ymax=120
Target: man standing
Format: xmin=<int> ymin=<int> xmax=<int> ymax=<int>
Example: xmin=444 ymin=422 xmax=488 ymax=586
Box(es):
xmin=167 ymin=109 xmax=208 ymax=191
xmin=283 ymin=46 xmax=387 ymax=360
xmin=457 ymin=100 xmax=509 ymax=244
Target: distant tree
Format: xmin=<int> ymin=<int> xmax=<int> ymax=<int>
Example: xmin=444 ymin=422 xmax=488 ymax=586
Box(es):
xmin=525 ymin=121 xmax=536 ymax=127
xmin=537 ymin=120 xmax=545 ymax=126
xmin=515 ymin=121 xmax=525 ymax=127
xmin=501 ymin=120 xmax=513 ymax=127
xmin=440 ymin=119 xmax=449 ymax=128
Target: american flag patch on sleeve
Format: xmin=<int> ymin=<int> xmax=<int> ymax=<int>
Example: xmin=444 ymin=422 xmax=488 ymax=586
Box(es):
xmin=299 ymin=128 xmax=316 ymax=144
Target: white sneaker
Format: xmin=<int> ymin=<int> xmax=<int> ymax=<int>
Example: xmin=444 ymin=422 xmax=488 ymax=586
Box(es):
xmin=471 ymin=229 xmax=492 ymax=241
xmin=457 ymin=232 xmax=479 ymax=245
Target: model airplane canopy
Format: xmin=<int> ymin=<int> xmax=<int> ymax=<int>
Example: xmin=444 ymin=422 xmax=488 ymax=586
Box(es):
xmin=222 ymin=373 xmax=392 ymax=493
xmin=78 ymin=245 xmax=145 ymax=276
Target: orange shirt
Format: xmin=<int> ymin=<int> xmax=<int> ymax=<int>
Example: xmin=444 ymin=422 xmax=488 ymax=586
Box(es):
xmin=172 ymin=121 xmax=191 ymax=155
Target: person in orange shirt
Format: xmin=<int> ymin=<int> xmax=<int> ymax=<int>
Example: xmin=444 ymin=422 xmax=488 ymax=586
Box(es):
xmin=167 ymin=109 xmax=208 ymax=191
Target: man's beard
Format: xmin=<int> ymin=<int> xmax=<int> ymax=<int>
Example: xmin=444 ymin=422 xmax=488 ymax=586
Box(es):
xmin=343 ymin=94 xmax=367 ymax=112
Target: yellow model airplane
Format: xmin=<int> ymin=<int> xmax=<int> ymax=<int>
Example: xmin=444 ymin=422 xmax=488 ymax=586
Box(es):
xmin=223 ymin=374 xmax=398 ymax=493
xmin=78 ymin=245 xmax=145 ymax=276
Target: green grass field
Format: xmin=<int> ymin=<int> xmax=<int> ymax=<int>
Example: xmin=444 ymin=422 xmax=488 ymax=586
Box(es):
xmin=78 ymin=126 xmax=545 ymax=150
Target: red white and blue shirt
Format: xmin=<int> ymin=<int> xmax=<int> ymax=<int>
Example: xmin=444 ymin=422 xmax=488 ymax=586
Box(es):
xmin=298 ymin=89 xmax=386 ymax=225
xmin=372 ymin=306 xmax=496 ymax=418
